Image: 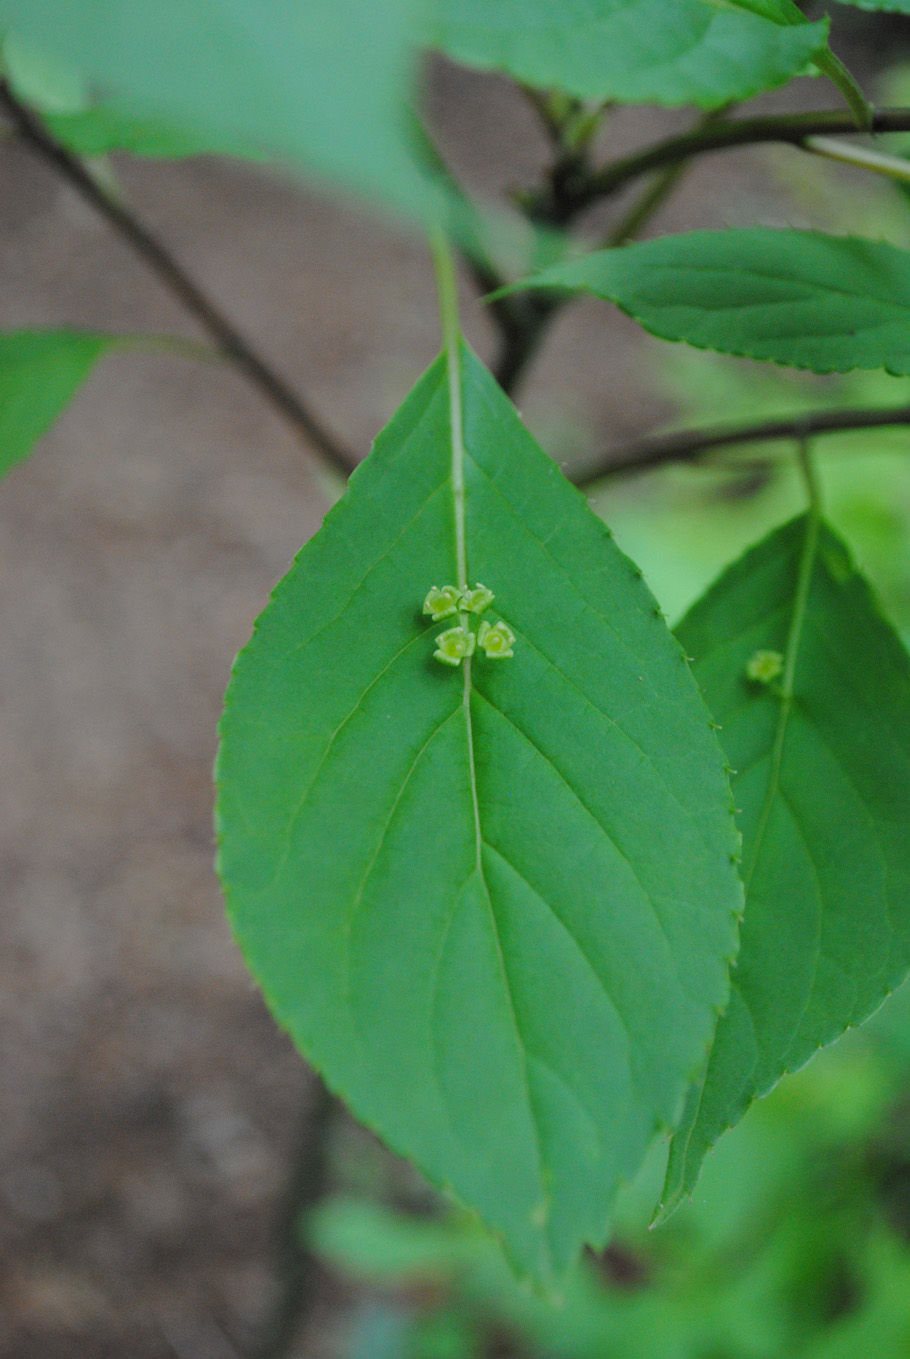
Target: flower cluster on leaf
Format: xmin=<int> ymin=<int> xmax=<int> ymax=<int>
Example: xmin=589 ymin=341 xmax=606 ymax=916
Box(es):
xmin=423 ymin=583 xmax=515 ymax=667
xmin=746 ymin=649 xmax=784 ymax=685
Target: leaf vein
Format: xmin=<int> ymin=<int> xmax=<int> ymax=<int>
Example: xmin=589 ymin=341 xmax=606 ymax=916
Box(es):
xmin=473 ymin=689 xmax=697 ymax=999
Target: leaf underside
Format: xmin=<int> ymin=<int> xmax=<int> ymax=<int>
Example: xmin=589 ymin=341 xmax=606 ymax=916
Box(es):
xmin=427 ymin=0 xmax=827 ymax=107
xmin=0 ymin=329 xmax=116 ymax=477
xmin=519 ymin=230 xmax=910 ymax=375
xmin=662 ymin=516 xmax=910 ymax=1214
xmin=216 ymin=345 xmax=742 ymax=1281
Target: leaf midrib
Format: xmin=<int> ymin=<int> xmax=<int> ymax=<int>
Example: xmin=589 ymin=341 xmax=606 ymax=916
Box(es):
xmin=462 ymin=675 xmax=554 ymax=1266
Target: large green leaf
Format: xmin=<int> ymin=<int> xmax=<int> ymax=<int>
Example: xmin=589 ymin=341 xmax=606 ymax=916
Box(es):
xmin=516 ymin=230 xmax=910 ymax=375
xmin=0 ymin=0 xmax=429 ymax=217
xmin=662 ymin=516 xmax=910 ymax=1213
xmin=425 ymin=0 xmax=828 ymax=108
xmin=216 ymin=344 xmax=742 ymax=1280
xmin=0 ymin=329 xmax=117 ymax=477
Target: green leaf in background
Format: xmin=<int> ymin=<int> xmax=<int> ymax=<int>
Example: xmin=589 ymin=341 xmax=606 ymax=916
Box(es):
xmin=516 ymin=230 xmax=910 ymax=375
xmin=0 ymin=0 xmax=430 ymax=219
xmin=662 ymin=516 xmax=910 ymax=1212
xmin=833 ymin=0 xmax=910 ymax=12
xmin=0 ymin=329 xmax=117 ymax=477
xmin=216 ymin=344 xmax=742 ymax=1281
xmin=425 ymin=0 xmax=828 ymax=108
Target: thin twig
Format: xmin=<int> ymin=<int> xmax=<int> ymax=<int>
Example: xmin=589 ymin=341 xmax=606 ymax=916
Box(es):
xmin=252 ymin=1076 xmax=337 ymax=1359
xmin=601 ymin=160 xmax=689 ymax=250
xmin=572 ymin=106 xmax=910 ymax=211
xmin=470 ymin=104 xmax=910 ymax=395
xmin=487 ymin=104 xmax=732 ymax=393
xmin=480 ymin=94 xmax=609 ymax=393
xmin=414 ymin=120 xmax=552 ymax=396
xmin=575 ymin=403 xmax=910 ymax=486
xmin=518 ymin=85 xmax=582 ymax=151
xmin=0 ymin=80 xmax=358 ymax=478
xmin=602 ymin=105 xmax=735 ymax=250
xmin=805 ymin=134 xmax=910 ymax=184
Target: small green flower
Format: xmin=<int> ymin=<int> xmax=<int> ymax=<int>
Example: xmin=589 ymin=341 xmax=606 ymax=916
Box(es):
xmin=746 ymin=649 xmax=784 ymax=684
xmin=477 ymin=619 xmax=515 ymax=659
xmin=434 ymin=625 xmax=476 ymax=667
xmin=422 ymin=584 xmax=461 ymax=621
xmin=459 ymin=583 xmax=495 ymax=615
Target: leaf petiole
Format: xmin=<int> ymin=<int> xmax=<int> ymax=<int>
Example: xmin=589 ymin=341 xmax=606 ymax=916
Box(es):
xmin=429 ymin=225 xmax=468 ymax=597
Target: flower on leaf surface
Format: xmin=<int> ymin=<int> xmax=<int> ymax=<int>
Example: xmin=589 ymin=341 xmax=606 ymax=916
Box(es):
xmin=434 ymin=625 xmax=476 ymax=667
xmin=423 ymin=584 xmax=461 ymax=621
xmin=746 ymin=649 xmax=784 ymax=684
xmin=460 ymin=583 xmax=494 ymax=615
xmin=477 ymin=619 xmax=515 ymax=659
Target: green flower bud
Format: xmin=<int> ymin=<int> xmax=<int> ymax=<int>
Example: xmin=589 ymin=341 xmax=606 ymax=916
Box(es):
xmin=422 ymin=584 xmax=461 ymax=621
xmin=477 ymin=619 xmax=515 ymax=660
xmin=459 ymin=583 xmax=495 ymax=615
xmin=746 ymin=649 xmax=784 ymax=684
xmin=434 ymin=625 xmax=476 ymax=667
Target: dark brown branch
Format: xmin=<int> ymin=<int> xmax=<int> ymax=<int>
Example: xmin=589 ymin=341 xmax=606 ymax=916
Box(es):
xmin=486 ymin=105 xmax=731 ymax=394
xmin=0 ymin=80 xmax=358 ymax=478
xmin=575 ymin=403 xmax=910 ymax=486
xmin=571 ymin=106 xmax=910 ymax=212
xmin=470 ymin=104 xmax=910 ymax=397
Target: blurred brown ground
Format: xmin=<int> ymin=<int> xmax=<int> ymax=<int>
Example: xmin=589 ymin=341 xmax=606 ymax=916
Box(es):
xmin=0 ymin=23 xmax=903 ymax=1357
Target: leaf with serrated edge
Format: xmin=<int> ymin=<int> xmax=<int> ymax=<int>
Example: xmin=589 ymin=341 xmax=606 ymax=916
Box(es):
xmin=424 ymin=0 xmax=827 ymax=108
xmin=216 ymin=344 xmax=742 ymax=1281
xmin=701 ymin=0 xmax=871 ymax=121
xmin=661 ymin=516 xmax=910 ymax=1215
xmin=515 ymin=230 xmax=910 ymax=375
xmin=0 ymin=329 xmax=117 ymax=477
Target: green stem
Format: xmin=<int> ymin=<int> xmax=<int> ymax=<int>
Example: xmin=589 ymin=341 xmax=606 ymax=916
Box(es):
xmin=815 ymin=48 xmax=874 ymax=131
xmin=602 ymin=159 xmax=689 ymax=249
xmin=602 ymin=105 xmax=734 ymax=249
xmin=743 ymin=442 xmax=822 ymax=891
xmin=805 ymin=134 xmax=910 ymax=184
xmin=429 ymin=228 xmax=484 ymax=874
xmin=780 ymin=445 xmax=822 ymax=706
xmin=429 ymin=227 xmax=468 ymax=594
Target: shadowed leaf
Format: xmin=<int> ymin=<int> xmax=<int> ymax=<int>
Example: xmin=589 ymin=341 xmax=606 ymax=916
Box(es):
xmin=662 ymin=517 xmax=910 ymax=1213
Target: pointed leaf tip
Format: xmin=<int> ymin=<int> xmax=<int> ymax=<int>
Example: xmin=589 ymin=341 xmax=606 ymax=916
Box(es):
xmin=216 ymin=345 xmax=743 ymax=1279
